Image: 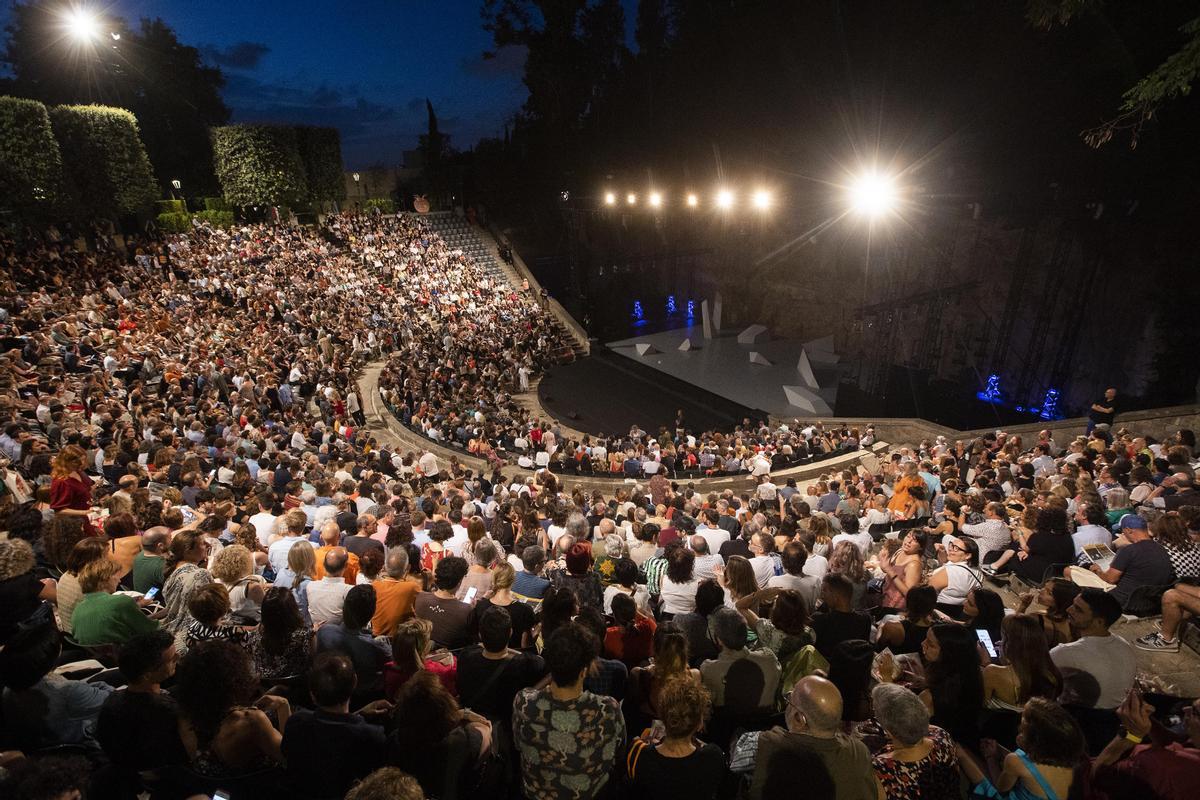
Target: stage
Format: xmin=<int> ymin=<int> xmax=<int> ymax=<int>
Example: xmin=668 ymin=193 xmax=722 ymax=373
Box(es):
xmin=606 ymin=324 xmax=841 ymax=418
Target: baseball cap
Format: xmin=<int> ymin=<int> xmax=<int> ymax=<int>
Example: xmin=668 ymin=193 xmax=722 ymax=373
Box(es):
xmin=1118 ymin=513 xmax=1147 ymax=530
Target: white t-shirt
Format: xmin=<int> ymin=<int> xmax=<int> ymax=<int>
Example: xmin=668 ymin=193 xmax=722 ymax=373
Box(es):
xmin=1071 ymin=524 xmax=1112 ymax=557
xmin=660 ymin=577 xmax=699 ymax=615
xmin=803 ymin=554 xmax=829 ymax=579
xmin=603 ymin=584 xmax=651 ymax=616
xmin=1050 ymin=634 xmax=1136 ymax=709
xmin=249 ymin=512 xmax=279 ymax=548
xmin=831 ymin=532 xmax=873 ymax=557
xmin=933 ymin=562 xmax=981 ymax=606
xmin=693 ymin=526 xmax=730 ymax=553
xmin=749 ymin=555 xmax=777 ymax=588
xmin=767 ymin=572 xmax=821 ymax=609
xmin=693 ymin=554 xmax=725 ymax=582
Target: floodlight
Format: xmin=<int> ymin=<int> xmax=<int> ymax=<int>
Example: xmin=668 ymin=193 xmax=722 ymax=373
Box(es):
xmin=604 ymin=191 xmax=616 ymax=206
xmin=715 ymin=189 xmax=735 ymax=210
xmin=752 ymin=190 xmax=771 ymax=210
xmin=626 ymin=193 xmax=637 ymax=205
xmin=849 ymin=171 xmax=897 ymax=217
xmin=64 ymin=8 xmax=100 ymax=41
xmin=686 ymin=193 xmax=699 ymax=208
xmin=648 ymin=191 xmax=662 ymax=208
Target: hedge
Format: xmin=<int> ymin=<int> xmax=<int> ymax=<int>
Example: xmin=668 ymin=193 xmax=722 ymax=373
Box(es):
xmin=0 ymin=96 xmax=67 ymax=217
xmin=210 ymin=124 xmax=308 ymax=208
xmin=49 ymin=104 xmax=159 ymax=219
xmin=295 ymin=126 xmax=347 ymax=203
xmin=363 ymin=198 xmax=396 ymax=214
xmin=194 ymin=210 xmax=234 ymax=227
xmin=202 ymin=196 xmax=231 ymax=212
xmin=156 ymin=199 xmax=185 ymax=215
xmin=156 ymin=211 xmax=191 ymax=233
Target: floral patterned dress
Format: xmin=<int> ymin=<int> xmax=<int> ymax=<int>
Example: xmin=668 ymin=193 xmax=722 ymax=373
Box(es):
xmin=513 ymin=687 xmax=626 ymax=799
xmin=871 ymin=725 xmax=961 ymax=800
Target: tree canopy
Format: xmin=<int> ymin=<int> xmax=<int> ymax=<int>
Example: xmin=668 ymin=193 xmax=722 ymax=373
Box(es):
xmin=0 ymin=95 xmax=67 ymax=218
xmin=48 ymin=104 xmax=159 ymax=219
xmin=211 ymin=124 xmax=309 ymax=208
xmin=295 ymin=126 xmax=348 ymax=204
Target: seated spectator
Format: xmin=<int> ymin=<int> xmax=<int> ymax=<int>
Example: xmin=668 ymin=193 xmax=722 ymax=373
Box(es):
xmin=1146 ymin=512 xmax=1200 ymax=581
xmin=282 ymin=651 xmax=389 ymax=799
xmin=810 ymin=574 xmax=872 ymax=660
xmin=879 ymin=623 xmax=983 ymax=751
xmin=514 ymin=622 xmax=625 ymax=799
xmin=867 ymin=683 xmax=959 ymax=800
xmin=735 ymin=587 xmax=815 ymax=663
xmin=161 ymin=530 xmax=213 ymax=641
xmin=456 ymin=606 xmax=545 ymax=722
xmin=0 ymin=613 xmax=113 ymax=750
xmin=307 ymin=547 xmax=355 ymax=627
xmin=927 ymin=534 xmax=981 ymax=619
xmin=1014 ymin=577 xmax=1080 ymax=648
xmin=876 ymin=585 xmax=938 ymax=655
xmin=699 ymin=606 xmax=780 ymax=712
xmin=414 ymin=556 xmax=475 ymax=650
xmin=185 ymin=582 xmax=247 ymax=649
xmin=767 ymin=541 xmax=820 ymax=609
xmin=660 ymin=542 xmax=700 ymax=616
xmin=388 ymin=670 xmax=498 ymax=798
xmin=0 ymin=537 xmax=55 ymax=644
xmin=671 ymin=578 xmax=723 ymax=665
xmin=246 ymin=586 xmax=314 ymax=682
xmin=96 ymin=630 xmax=188 ymax=773
xmin=286 ymin=540 xmax=318 ymax=625
xmin=344 ymin=767 xmax=425 ymax=800
xmin=958 ymin=697 xmax=1085 ymax=799
xmin=1050 ymin=587 xmax=1135 ymax=709
xmin=512 ymin=544 xmax=551 ymax=604
xmin=604 ymin=592 xmax=657 ymax=669
xmin=549 ymin=540 xmax=604 ymax=611
xmin=456 ymin=539 xmax=497 ymax=602
xmin=384 ymin=617 xmax=456 ymax=701
xmin=316 ymin=584 xmax=391 ymax=698
xmin=175 ymin=640 xmax=290 ymax=778
xmin=371 ymin=546 xmax=420 ymax=637
xmin=576 ymin=605 xmax=629 ymax=701
xmin=983 ymin=507 xmax=1074 ymax=585
xmin=1091 ymin=690 xmax=1200 ymax=800
xmin=748 ymin=531 xmax=780 ymax=587
xmin=689 ymin=534 xmax=725 ymax=583
xmin=471 ymin=561 xmax=537 ymax=648
xmin=1066 ymin=513 xmax=1174 ymax=609
xmin=878 ymin=530 xmax=926 ymax=612
xmin=828 ymin=540 xmax=869 ymax=609
xmin=210 ymin=543 xmax=266 ymax=625
xmin=831 ymin=514 xmax=873 ymax=557
xmin=71 ymin=558 xmax=159 ymax=646
xmin=313 ymin=521 xmax=361 ymax=584
xmin=962 ymin=586 xmax=1006 ymax=644
xmin=748 ymin=675 xmax=879 ymax=800
xmin=132 ymin=527 xmax=169 ymax=594
xmin=982 ymin=614 xmax=1063 ymax=710
xmin=1136 ymin=580 xmax=1200 ymax=652
xmin=626 ymin=676 xmax=725 ymax=800
xmin=1070 ymin=501 xmax=1113 ymax=557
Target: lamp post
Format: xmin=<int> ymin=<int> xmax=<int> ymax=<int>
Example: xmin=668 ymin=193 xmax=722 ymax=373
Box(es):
xmin=352 ymin=172 xmax=363 ymax=203
xmin=171 ymin=179 xmax=181 ymax=201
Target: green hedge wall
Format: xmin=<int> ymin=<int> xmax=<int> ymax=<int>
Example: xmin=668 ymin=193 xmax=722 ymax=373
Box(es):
xmin=0 ymin=96 xmax=67 ymax=217
xmin=295 ymin=126 xmax=346 ymax=203
xmin=156 ymin=211 xmax=191 ymax=233
xmin=210 ymin=125 xmax=308 ymax=208
xmin=49 ymin=104 xmax=159 ymax=219
xmin=363 ymin=198 xmax=396 ymax=214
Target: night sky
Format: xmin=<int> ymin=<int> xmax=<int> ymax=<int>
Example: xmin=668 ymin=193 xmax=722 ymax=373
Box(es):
xmin=1 ymin=0 xmax=597 ymax=168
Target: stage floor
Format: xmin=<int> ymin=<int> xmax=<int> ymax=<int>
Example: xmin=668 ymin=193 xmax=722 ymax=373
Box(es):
xmin=536 ymin=348 xmax=755 ymax=437
xmin=606 ymin=324 xmax=839 ymax=418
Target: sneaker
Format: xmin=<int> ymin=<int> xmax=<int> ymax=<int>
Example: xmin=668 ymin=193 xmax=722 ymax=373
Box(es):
xmin=980 ymin=564 xmax=999 ymax=577
xmin=1135 ymin=632 xmax=1180 ymax=652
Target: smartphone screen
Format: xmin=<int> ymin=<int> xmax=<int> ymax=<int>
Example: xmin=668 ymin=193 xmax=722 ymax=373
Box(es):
xmin=213 ymin=792 xmax=232 ymax=800
xmin=464 ymin=586 xmax=478 ymax=603
xmin=976 ymin=629 xmax=998 ymax=660
xmin=144 ymin=586 xmax=159 ymax=601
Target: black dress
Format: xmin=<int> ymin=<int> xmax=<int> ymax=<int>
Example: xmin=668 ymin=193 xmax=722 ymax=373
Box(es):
xmin=1012 ymin=532 xmax=1075 ymax=584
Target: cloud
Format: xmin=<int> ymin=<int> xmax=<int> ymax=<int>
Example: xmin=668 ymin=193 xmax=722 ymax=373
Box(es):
xmin=460 ymin=44 xmax=527 ymax=79
xmin=202 ymin=41 xmax=271 ymax=70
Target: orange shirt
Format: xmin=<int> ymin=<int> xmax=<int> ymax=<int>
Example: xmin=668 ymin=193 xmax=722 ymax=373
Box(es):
xmin=371 ymin=577 xmax=421 ymax=637
xmin=313 ymin=546 xmax=360 ymax=584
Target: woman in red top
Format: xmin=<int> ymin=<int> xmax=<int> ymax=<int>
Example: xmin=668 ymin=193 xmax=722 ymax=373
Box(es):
xmin=604 ymin=593 xmax=657 ymax=669
xmin=384 ymin=617 xmax=456 ymax=701
xmin=49 ymin=445 xmax=99 ymax=537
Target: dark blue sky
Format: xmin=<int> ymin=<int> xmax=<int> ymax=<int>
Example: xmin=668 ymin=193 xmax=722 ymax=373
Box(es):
xmin=5 ymin=0 xmax=552 ymax=168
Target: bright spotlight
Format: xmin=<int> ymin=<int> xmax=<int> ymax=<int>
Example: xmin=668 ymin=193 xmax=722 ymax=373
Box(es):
xmin=715 ymin=189 xmax=734 ymax=210
xmin=849 ymin=171 xmax=897 ymax=217
xmin=64 ymin=8 xmax=100 ymax=41
xmin=626 ymin=193 xmax=637 ymax=205
xmin=686 ymin=193 xmax=699 ymax=208
xmin=604 ymin=191 xmax=616 ymax=206
xmin=752 ymin=190 xmax=771 ymax=210
xmin=649 ymin=192 xmax=662 ymax=208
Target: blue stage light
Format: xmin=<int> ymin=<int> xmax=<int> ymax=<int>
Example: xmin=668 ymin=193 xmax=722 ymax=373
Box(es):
xmin=976 ymin=374 xmax=1002 ymax=403
xmin=633 ymin=300 xmax=644 ymax=321
xmin=1039 ymin=388 xmax=1061 ymax=420
xmin=667 ymin=295 xmax=676 ymax=315
xmin=686 ymin=300 xmax=695 ymax=319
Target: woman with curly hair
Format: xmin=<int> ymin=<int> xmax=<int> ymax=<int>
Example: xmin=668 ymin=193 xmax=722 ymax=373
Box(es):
xmin=211 ymin=544 xmax=267 ymax=624
xmin=828 ymin=539 xmax=869 ymax=609
xmin=41 ymin=513 xmax=90 ymax=573
xmin=0 ymin=537 xmax=56 ymax=644
xmin=49 ymin=445 xmax=98 ymax=536
xmin=175 ymin=640 xmax=290 ymax=778
xmin=626 ymin=676 xmax=724 ymax=799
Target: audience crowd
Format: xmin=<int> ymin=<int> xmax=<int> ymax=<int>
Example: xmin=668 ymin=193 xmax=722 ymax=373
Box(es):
xmin=0 ymin=216 xmax=1199 ymax=799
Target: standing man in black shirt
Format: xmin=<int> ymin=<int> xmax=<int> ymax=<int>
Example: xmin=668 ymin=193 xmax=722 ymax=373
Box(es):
xmin=1088 ymin=387 xmax=1118 ymax=434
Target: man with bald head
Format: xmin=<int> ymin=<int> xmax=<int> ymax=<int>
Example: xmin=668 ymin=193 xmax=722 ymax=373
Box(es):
xmin=748 ymin=676 xmax=880 ymax=800
xmin=132 ymin=527 xmax=171 ymax=593
xmin=314 ymin=520 xmax=359 ymax=583
xmin=1147 ymin=473 xmax=1200 ymax=511
xmin=371 ymin=547 xmax=419 ymax=637
xmin=307 ymin=547 xmax=354 ymax=627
